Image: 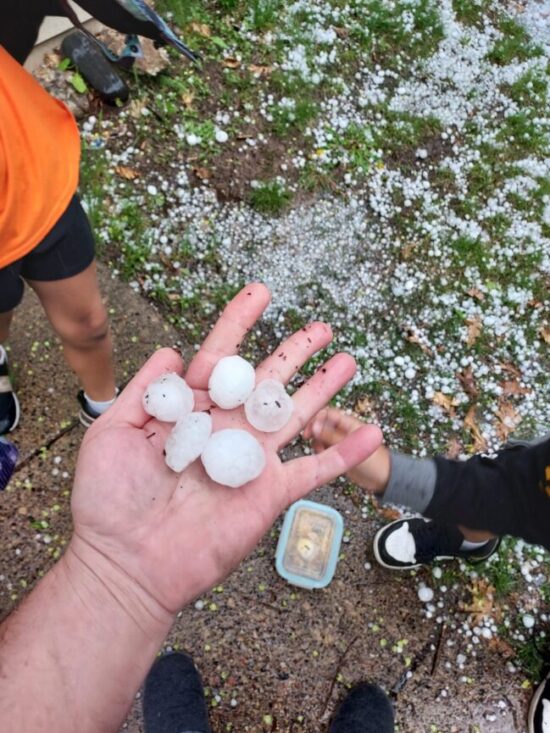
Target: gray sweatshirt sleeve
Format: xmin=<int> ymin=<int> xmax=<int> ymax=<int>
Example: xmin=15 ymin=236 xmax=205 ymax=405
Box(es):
xmin=381 ymin=453 xmax=437 ymax=513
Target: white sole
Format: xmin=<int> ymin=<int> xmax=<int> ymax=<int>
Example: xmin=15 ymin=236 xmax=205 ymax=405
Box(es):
xmin=7 ymin=392 xmax=20 ymax=433
xmin=528 ymin=674 xmax=549 ymax=733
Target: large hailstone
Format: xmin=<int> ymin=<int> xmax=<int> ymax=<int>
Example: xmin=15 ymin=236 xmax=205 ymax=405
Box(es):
xmin=143 ymin=372 xmax=194 ymax=422
xmin=208 ymin=355 xmax=255 ymax=409
xmin=165 ymin=412 xmax=212 ymax=473
xmin=244 ymin=379 xmax=294 ymax=432
xmin=201 ymin=429 xmax=266 ymax=488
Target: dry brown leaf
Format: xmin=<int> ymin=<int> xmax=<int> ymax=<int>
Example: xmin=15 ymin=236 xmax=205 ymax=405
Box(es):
xmin=189 ymin=21 xmax=211 ymax=37
xmin=465 ymin=315 xmax=482 ymax=346
xmin=527 ymin=298 xmax=543 ymax=309
xmin=499 ymin=361 xmax=522 ymax=379
xmin=181 ymin=91 xmax=195 ymax=108
xmin=249 ymin=64 xmax=273 ymax=76
xmin=461 ymin=579 xmax=499 ymax=625
xmin=377 ymin=505 xmax=402 ymax=522
xmin=495 ymin=399 xmax=522 ymax=442
xmin=489 ymin=636 xmax=515 ymax=659
xmin=354 ymin=395 xmax=374 ymax=416
xmin=333 ymin=26 xmax=349 ymax=38
xmin=501 ymin=379 xmax=531 ymax=397
xmin=115 ymin=165 xmax=140 ymax=180
xmin=432 ymin=391 xmax=459 ymax=416
xmin=192 ymin=167 xmax=211 ymax=180
xmin=17 ymin=506 xmax=28 ymax=516
xmin=445 ymin=437 xmax=462 ymax=459
xmin=464 ymin=405 xmax=488 ymax=453
xmin=458 ymin=366 xmax=479 ymax=400
xmin=467 ymin=287 xmax=485 ymax=301
xmin=222 ymin=57 xmax=241 ymax=69
xmin=540 ymin=326 xmax=550 ymax=344
xmin=403 ymin=327 xmax=433 ymax=356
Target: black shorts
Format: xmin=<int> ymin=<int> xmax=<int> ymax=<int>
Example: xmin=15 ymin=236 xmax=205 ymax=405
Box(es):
xmin=0 ymin=194 xmax=96 ymax=313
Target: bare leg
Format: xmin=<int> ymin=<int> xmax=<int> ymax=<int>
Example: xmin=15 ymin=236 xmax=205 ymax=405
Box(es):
xmin=0 ymin=311 xmax=14 ymax=344
xmin=26 ymin=261 xmax=116 ymax=401
xmin=307 ymin=407 xmax=496 ymax=542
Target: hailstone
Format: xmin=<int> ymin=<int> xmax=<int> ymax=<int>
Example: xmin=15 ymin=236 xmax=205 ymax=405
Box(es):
xmin=142 ymin=372 xmax=194 ymax=422
xmin=165 ymin=412 xmax=213 ymax=473
xmin=208 ymin=355 xmax=255 ymax=409
xmin=201 ymin=429 xmax=266 ymax=488
xmin=244 ymin=379 xmax=294 ymax=432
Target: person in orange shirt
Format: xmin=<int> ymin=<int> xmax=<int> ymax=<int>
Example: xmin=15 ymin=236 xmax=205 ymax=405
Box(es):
xmin=0 ymin=44 xmax=117 ymax=433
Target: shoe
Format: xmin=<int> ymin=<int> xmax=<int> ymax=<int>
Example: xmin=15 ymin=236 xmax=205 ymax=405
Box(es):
xmin=329 ymin=682 xmax=395 ymax=733
xmin=61 ymin=31 xmax=130 ymax=105
xmin=0 ymin=348 xmax=20 ymax=435
xmin=373 ymin=517 xmax=501 ymax=570
xmin=143 ymin=652 xmax=212 ymax=733
xmin=77 ymin=390 xmax=101 ymax=428
xmin=528 ymin=672 xmax=550 ymax=733
xmin=0 ymin=437 xmax=18 ymax=491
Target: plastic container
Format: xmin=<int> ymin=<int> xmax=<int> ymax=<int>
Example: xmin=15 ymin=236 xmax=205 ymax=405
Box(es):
xmin=275 ymin=500 xmax=344 ymax=589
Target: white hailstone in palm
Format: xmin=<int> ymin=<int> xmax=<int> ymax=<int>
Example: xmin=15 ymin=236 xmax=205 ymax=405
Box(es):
xmin=142 ymin=372 xmax=194 ymax=422
xmin=165 ymin=412 xmax=213 ymax=473
xmin=208 ymin=355 xmax=255 ymax=409
xmin=201 ymin=429 xmax=265 ymax=488
xmin=244 ymin=378 xmax=294 ymax=432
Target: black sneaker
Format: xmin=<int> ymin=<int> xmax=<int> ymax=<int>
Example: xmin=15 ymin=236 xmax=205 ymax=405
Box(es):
xmin=329 ymin=682 xmax=395 ymax=733
xmin=373 ymin=517 xmax=501 ymax=570
xmin=143 ymin=652 xmax=212 ymax=733
xmin=0 ymin=437 xmax=18 ymax=491
xmin=0 ymin=349 xmax=20 ymax=435
xmin=529 ymin=672 xmax=550 ymax=733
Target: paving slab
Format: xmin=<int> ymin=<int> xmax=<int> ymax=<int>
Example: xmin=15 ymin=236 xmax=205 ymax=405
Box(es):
xmin=0 ymin=268 xmax=534 ymax=733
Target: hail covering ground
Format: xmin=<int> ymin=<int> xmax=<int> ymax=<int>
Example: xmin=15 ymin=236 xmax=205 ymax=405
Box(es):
xmin=78 ymin=0 xmax=549 ymax=697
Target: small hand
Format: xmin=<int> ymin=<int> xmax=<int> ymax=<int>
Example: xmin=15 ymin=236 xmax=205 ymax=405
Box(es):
xmin=70 ymin=284 xmax=382 ymax=616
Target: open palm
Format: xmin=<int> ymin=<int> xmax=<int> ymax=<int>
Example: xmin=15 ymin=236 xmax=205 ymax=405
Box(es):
xmin=70 ymin=284 xmax=382 ymax=614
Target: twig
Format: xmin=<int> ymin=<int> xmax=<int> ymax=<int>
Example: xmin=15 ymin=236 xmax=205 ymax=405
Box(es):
xmin=14 ymin=418 xmax=79 ymax=473
xmin=430 ymin=623 xmax=446 ymax=676
xmin=321 ymin=635 xmax=359 ymax=716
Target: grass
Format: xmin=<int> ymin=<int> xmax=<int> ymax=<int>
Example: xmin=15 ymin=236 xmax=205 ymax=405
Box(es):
xmin=250 ymin=181 xmax=292 ymax=214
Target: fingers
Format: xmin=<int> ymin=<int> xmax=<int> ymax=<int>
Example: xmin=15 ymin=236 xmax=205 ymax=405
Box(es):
xmin=254 ymin=321 xmax=332 ymax=384
xmin=104 ymin=348 xmax=184 ymax=429
xmin=281 ymin=425 xmax=383 ymax=507
xmin=184 ymin=283 xmax=271 ymax=390
xmin=274 ymin=353 xmax=357 ymax=449
xmin=306 ymin=407 xmax=365 ymax=448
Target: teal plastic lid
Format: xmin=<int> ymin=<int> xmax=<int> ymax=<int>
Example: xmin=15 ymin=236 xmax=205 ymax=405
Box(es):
xmin=275 ymin=500 xmax=344 ymax=589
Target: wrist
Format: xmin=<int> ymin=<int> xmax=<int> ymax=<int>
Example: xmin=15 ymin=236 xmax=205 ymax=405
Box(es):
xmin=60 ymin=534 xmax=174 ymax=638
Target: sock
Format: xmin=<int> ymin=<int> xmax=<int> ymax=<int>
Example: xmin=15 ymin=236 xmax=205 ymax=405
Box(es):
xmin=84 ymin=392 xmax=117 ymax=416
xmin=460 ymin=538 xmax=491 ymax=550
xmin=0 ymin=345 xmax=6 ymax=364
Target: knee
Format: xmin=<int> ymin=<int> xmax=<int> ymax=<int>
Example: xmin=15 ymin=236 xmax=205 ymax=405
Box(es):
xmin=60 ymin=307 xmax=110 ymax=348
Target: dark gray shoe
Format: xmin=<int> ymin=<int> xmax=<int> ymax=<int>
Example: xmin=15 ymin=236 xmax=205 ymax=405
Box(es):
xmin=329 ymin=682 xmax=394 ymax=733
xmin=529 ymin=672 xmax=550 ymax=733
xmin=143 ymin=652 xmax=212 ymax=733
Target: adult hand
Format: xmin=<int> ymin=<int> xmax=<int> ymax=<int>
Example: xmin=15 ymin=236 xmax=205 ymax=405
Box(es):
xmin=69 ymin=283 xmax=382 ymax=618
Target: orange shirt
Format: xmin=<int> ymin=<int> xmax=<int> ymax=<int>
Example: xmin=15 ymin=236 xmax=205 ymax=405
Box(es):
xmin=0 ymin=45 xmax=81 ymax=269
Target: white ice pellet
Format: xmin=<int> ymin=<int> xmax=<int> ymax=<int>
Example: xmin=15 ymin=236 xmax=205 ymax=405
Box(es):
xmin=143 ymin=372 xmax=194 ymax=422
xmin=201 ymin=429 xmax=265 ymax=488
xmin=418 ymin=586 xmax=434 ymax=603
xmin=522 ymin=613 xmax=536 ymax=629
xmin=165 ymin=412 xmax=212 ymax=473
xmin=208 ymin=355 xmax=256 ymax=409
xmin=244 ymin=379 xmax=294 ymax=432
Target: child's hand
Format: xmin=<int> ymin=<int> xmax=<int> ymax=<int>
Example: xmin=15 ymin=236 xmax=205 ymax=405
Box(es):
xmin=305 ymin=407 xmax=391 ymax=495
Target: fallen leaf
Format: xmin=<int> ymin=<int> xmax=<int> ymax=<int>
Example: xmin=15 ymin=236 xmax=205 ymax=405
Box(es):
xmin=400 ymin=242 xmax=416 ymax=260
xmin=189 ymin=21 xmax=211 ymax=37
xmin=495 ymin=399 xmax=522 ymax=442
xmin=376 ymin=504 xmax=402 ymax=522
xmin=464 ymin=405 xmax=488 ymax=453
xmin=462 ymin=579 xmax=499 ymax=625
xmin=501 ymin=379 xmax=531 ymax=397
xmin=249 ymin=64 xmax=273 ymax=76
xmin=17 ymin=506 xmax=28 ymax=515
xmin=445 ymin=437 xmax=462 ymax=459
xmin=489 ymin=636 xmax=515 ymax=659
xmin=432 ymin=391 xmax=459 ymax=416
xmin=181 ymin=91 xmax=195 ymax=107
xmin=222 ymin=57 xmax=241 ymax=69
xmin=403 ymin=327 xmax=433 ymax=356
xmin=192 ymin=166 xmax=211 ymax=180
xmin=527 ymin=298 xmax=543 ymax=309
xmin=467 ymin=287 xmax=485 ymax=301
xmin=115 ymin=165 xmax=140 ymax=180
xmin=465 ymin=315 xmax=482 ymax=346
xmin=333 ymin=26 xmax=349 ymax=38
xmin=540 ymin=326 xmax=550 ymax=344
xmin=458 ymin=366 xmax=479 ymax=400
xmin=499 ymin=361 xmax=522 ymax=379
